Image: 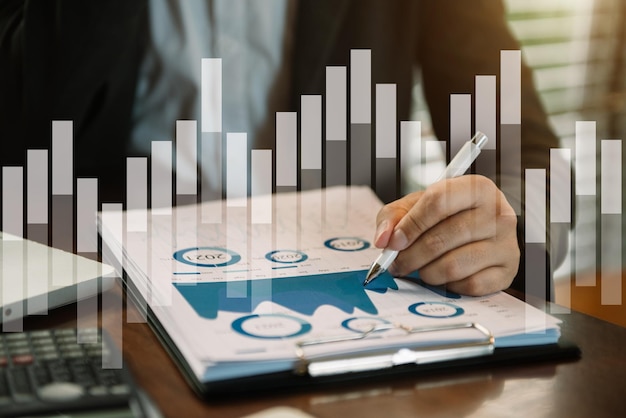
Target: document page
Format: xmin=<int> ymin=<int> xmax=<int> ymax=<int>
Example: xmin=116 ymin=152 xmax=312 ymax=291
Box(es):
xmin=100 ymin=186 xmax=560 ymax=382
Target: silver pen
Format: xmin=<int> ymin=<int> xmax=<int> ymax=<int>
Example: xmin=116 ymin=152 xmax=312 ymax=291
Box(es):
xmin=363 ymin=131 xmax=489 ymax=286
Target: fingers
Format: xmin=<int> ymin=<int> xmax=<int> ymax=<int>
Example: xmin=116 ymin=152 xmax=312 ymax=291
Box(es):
xmin=396 ymin=238 xmax=519 ymax=295
xmin=445 ymin=266 xmax=517 ymax=296
xmin=387 ymin=176 xmax=498 ymax=251
xmin=378 ymin=175 xmax=520 ymax=295
xmin=389 ymin=206 xmax=497 ymax=273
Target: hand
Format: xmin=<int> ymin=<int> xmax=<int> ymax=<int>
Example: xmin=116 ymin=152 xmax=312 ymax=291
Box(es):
xmin=374 ymin=175 xmax=519 ymax=296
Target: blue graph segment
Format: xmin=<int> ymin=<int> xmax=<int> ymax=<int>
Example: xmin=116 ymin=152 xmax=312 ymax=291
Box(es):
xmin=173 ymin=270 xmax=398 ymax=319
xmin=231 ymin=314 xmax=312 ymax=339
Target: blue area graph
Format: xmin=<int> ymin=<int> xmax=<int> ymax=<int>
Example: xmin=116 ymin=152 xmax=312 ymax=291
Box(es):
xmin=173 ymin=270 xmax=398 ymax=319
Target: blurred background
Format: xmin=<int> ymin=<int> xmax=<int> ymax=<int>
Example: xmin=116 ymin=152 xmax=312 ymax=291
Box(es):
xmin=407 ymin=0 xmax=626 ymax=325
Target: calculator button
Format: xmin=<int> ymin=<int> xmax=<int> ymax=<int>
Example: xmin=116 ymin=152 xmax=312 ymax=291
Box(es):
xmin=38 ymin=352 xmax=60 ymax=361
xmin=30 ymin=330 xmax=52 ymax=338
xmin=37 ymin=382 xmax=85 ymax=402
xmin=9 ymin=367 xmax=35 ymax=402
xmin=7 ymin=340 xmax=29 ymax=350
xmin=54 ymin=329 xmax=76 ymax=337
xmin=9 ymin=347 xmax=31 ymax=356
xmin=110 ymin=384 xmax=131 ymax=396
xmin=64 ymin=350 xmax=84 ymax=359
xmin=32 ymin=338 xmax=55 ymax=347
xmin=34 ymin=344 xmax=57 ymax=354
xmin=57 ymin=336 xmax=78 ymax=345
xmin=0 ymin=369 xmax=10 ymax=404
xmin=12 ymin=354 xmax=34 ymax=365
xmin=31 ymin=365 xmax=52 ymax=386
xmin=5 ymin=334 xmax=27 ymax=342
xmin=88 ymin=385 xmax=108 ymax=396
xmin=47 ymin=362 xmax=72 ymax=382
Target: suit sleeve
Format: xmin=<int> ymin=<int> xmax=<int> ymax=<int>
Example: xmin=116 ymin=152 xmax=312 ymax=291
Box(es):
xmin=415 ymin=0 xmax=569 ymax=297
xmin=0 ymin=0 xmax=147 ymax=199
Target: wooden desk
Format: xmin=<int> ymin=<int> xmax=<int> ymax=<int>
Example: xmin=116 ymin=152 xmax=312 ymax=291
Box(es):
xmin=22 ymin=284 xmax=626 ymax=418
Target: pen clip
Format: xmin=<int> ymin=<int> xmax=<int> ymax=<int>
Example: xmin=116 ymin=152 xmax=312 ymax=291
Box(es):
xmin=293 ymin=322 xmax=494 ymax=377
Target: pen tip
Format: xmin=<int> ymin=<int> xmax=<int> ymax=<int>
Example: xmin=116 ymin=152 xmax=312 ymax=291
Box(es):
xmin=363 ymin=264 xmax=382 ymax=286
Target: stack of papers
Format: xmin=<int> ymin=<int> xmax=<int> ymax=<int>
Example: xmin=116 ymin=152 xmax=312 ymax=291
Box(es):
xmin=99 ymin=186 xmax=561 ymax=383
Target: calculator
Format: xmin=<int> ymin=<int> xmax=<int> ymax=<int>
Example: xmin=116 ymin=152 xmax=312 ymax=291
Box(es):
xmin=0 ymin=328 xmax=154 ymax=417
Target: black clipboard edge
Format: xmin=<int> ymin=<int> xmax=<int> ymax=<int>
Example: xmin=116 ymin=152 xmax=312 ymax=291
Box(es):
xmin=122 ymin=274 xmax=581 ymax=400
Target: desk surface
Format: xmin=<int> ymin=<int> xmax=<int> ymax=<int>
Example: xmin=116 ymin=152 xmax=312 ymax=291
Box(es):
xmin=22 ymin=284 xmax=626 ymax=418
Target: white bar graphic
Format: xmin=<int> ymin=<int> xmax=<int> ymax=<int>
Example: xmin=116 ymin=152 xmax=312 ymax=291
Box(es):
xmin=52 ymin=120 xmax=73 ymax=195
xmin=127 ymin=157 xmax=149 ymax=321
xmin=2 ymin=168 xmax=24 ymax=331
xmin=525 ymin=169 xmax=546 ymax=331
xmin=400 ymin=121 xmax=421 ymax=180
xmin=51 ymin=121 xmax=74 ymax=286
xmin=475 ymin=76 xmax=496 ymax=150
xmin=601 ymin=215 xmax=622 ymax=305
xmin=251 ymin=224 xmax=273 ymax=311
xmin=2 ymin=167 xmax=23 ymax=238
xmin=151 ymin=214 xmax=172 ymax=306
xmin=25 ymin=238 xmax=49 ymax=316
xmin=601 ymin=140 xmax=622 ymax=305
xmin=350 ymin=49 xmax=371 ymax=124
xmin=550 ymin=149 xmax=571 ymax=313
xmin=27 ymin=153 xmax=49 ymax=315
xmin=301 ymin=95 xmax=322 ymax=170
xmin=375 ymin=84 xmax=397 ymax=159
xmin=500 ymin=51 xmax=522 ymax=216
xmin=575 ymin=121 xmax=596 ymax=196
xmin=575 ymin=121 xmax=596 ymax=285
xmin=525 ymin=169 xmax=546 ymax=244
xmin=450 ymin=94 xmax=472 ymax=157
xmin=151 ymin=141 xmax=172 ymax=215
xmin=226 ymin=133 xmax=247 ymax=207
xmin=77 ymin=179 xmax=98 ymax=253
xmin=550 ymin=149 xmax=572 ymax=223
xmin=176 ymin=120 xmax=198 ymax=197
xmin=77 ymin=178 xmax=99 ymax=337
xmin=424 ymin=141 xmax=447 ymax=186
xmin=27 ymin=150 xmax=48 ymax=225
xmin=551 ymin=227 xmax=571 ymax=314
xmin=276 ymin=112 xmax=297 ymax=188
xmin=2 ymin=237 xmax=23 ymax=331
xmin=201 ymin=58 xmax=222 ymax=133
xmin=226 ymin=207 xmax=248 ymax=298
xmin=326 ymin=67 xmax=347 ymax=142
xmin=501 ymin=50 xmax=521 ymax=124
xmin=101 ymin=204 xmax=123 ymax=368
xmin=251 ymin=150 xmax=272 ymax=224
xmin=601 ymin=140 xmax=621 ymax=214
xmin=127 ymin=158 xmax=148 ymax=232
xmin=201 ymin=132 xmax=223 ymax=223
xmin=575 ymin=197 xmax=596 ymax=286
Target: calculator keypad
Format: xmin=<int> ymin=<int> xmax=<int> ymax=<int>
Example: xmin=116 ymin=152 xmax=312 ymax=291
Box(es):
xmin=0 ymin=328 xmax=136 ymax=416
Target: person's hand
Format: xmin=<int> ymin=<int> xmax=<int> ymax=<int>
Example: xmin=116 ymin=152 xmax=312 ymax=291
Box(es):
xmin=374 ymin=175 xmax=519 ymax=296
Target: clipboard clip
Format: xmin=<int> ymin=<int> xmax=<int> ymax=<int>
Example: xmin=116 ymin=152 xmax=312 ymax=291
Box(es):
xmin=294 ymin=322 xmax=494 ymax=377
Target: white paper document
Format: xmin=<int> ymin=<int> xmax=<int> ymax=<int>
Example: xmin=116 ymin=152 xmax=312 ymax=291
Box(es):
xmin=99 ymin=186 xmax=561 ymax=382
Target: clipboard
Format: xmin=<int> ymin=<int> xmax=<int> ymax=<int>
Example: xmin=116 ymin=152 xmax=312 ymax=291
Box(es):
xmin=122 ymin=273 xmax=581 ymax=399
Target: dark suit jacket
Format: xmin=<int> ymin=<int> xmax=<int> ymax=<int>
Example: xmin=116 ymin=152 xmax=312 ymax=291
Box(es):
xmin=0 ymin=0 xmax=561 ymax=295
